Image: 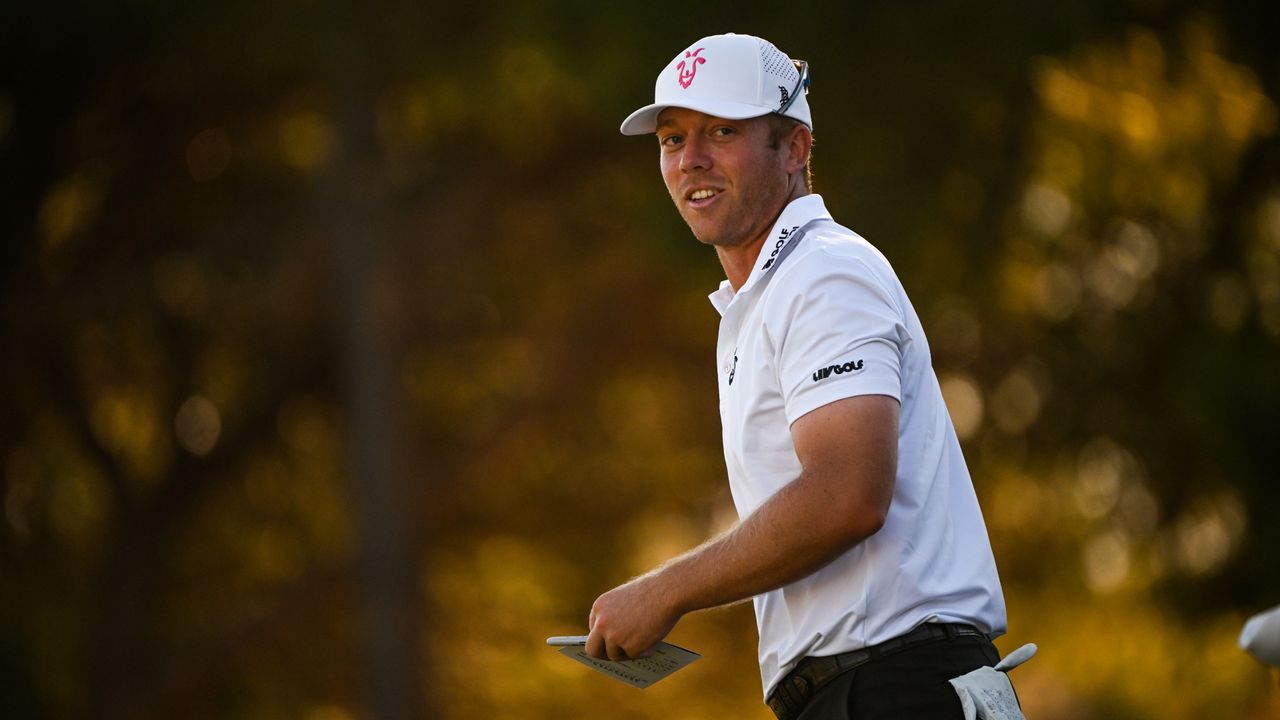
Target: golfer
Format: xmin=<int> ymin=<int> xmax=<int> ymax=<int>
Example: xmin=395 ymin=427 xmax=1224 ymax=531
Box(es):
xmin=585 ymin=33 xmax=1009 ymax=719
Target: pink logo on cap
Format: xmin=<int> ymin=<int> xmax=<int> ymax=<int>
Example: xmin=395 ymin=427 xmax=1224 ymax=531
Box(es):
xmin=676 ymin=48 xmax=706 ymax=89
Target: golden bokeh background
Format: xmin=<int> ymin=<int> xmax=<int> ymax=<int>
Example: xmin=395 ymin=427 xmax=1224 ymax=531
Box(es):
xmin=2 ymin=2 xmax=1278 ymax=718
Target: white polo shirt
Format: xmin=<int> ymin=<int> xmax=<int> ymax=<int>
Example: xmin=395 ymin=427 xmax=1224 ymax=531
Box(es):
xmin=708 ymin=194 xmax=1007 ymax=699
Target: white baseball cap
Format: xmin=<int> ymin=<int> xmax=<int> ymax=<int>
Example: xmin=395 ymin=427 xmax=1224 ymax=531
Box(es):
xmin=620 ymin=33 xmax=812 ymax=136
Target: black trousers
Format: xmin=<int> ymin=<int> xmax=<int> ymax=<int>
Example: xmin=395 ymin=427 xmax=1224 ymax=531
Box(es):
xmin=793 ymin=634 xmax=1000 ymax=720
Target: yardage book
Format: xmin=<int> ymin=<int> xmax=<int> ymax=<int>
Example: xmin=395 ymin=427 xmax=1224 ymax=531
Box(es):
xmin=545 ymin=635 xmax=700 ymax=688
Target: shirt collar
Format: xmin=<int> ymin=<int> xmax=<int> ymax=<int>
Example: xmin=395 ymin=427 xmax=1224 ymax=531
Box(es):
xmin=707 ymin=194 xmax=833 ymax=316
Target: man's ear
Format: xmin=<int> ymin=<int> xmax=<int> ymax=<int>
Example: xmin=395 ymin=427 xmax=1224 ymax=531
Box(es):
xmin=786 ymin=123 xmax=813 ymax=176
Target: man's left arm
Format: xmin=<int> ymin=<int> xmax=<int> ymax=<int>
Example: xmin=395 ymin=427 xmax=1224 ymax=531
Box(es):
xmin=585 ymin=394 xmax=898 ymax=661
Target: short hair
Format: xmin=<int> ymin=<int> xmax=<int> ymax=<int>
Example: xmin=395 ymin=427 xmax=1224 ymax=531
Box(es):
xmin=765 ymin=114 xmax=814 ymax=192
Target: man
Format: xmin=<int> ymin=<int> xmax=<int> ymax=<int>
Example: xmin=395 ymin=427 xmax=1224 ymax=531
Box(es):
xmin=586 ymin=33 xmax=1008 ymax=719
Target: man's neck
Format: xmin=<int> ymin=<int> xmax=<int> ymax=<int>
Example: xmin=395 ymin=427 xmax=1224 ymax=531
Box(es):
xmin=716 ymin=189 xmax=809 ymax=292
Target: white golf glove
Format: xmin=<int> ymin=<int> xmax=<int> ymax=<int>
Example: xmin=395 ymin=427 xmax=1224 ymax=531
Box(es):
xmin=1240 ymin=604 xmax=1280 ymax=668
xmin=948 ymin=643 xmax=1036 ymax=720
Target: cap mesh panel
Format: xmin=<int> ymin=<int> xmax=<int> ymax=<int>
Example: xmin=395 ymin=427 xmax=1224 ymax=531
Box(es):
xmin=760 ymin=42 xmax=798 ymax=85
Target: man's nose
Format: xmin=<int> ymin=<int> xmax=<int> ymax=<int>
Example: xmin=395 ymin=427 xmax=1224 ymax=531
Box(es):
xmin=680 ymin=135 xmax=712 ymax=173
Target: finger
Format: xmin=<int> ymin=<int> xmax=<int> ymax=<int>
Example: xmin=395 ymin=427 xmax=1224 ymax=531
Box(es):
xmin=584 ymin=626 xmax=606 ymax=659
xmin=636 ymin=644 xmax=657 ymax=659
xmin=606 ymin=641 xmax=629 ymax=662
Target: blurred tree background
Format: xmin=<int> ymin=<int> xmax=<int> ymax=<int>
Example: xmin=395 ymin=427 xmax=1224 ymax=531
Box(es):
xmin=2 ymin=1 xmax=1278 ymax=718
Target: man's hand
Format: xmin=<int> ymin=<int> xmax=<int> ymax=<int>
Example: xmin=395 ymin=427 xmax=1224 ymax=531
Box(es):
xmin=585 ymin=575 xmax=683 ymax=661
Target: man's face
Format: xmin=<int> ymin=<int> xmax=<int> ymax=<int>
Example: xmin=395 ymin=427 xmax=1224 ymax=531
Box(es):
xmin=656 ymin=108 xmax=792 ymax=250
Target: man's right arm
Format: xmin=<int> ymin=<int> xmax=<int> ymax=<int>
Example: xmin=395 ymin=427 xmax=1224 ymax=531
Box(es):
xmin=585 ymin=393 xmax=898 ymax=661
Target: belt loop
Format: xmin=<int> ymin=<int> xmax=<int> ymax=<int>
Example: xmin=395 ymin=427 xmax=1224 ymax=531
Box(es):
xmin=941 ymin=623 xmax=957 ymax=640
xmin=776 ymin=681 xmax=793 ymax=714
xmin=780 ymin=675 xmax=805 ymax=719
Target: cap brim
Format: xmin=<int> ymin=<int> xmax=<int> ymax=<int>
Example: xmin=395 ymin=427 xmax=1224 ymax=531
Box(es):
xmin=619 ymin=98 xmax=775 ymax=135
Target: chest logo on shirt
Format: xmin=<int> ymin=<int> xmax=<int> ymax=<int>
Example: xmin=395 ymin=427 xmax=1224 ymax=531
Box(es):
xmin=813 ymin=359 xmax=864 ymax=382
xmin=727 ymin=353 xmax=738 ymax=385
xmin=761 ymin=225 xmax=799 ymax=270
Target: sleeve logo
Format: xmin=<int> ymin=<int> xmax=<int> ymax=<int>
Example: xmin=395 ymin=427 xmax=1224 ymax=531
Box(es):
xmin=812 ymin=359 xmax=864 ymax=382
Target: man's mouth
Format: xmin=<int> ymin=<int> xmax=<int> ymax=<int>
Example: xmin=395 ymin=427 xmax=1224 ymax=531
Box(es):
xmin=686 ymin=188 xmax=721 ymax=207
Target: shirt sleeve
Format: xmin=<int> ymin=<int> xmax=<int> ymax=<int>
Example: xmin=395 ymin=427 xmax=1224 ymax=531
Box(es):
xmin=765 ymin=250 xmax=908 ymax=426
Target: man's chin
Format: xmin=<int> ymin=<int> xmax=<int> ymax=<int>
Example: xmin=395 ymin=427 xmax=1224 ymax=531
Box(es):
xmin=689 ymin=230 xmax=717 ymax=246
xmin=682 ymin=219 xmax=734 ymax=248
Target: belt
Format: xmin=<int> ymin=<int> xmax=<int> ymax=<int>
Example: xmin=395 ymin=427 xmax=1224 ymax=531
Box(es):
xmin=765 ymin=623 xmax=989 ymax=720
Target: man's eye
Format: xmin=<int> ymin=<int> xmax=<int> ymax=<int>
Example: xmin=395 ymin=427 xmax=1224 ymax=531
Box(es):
xmin=713 ymin=126 xmax=735 ymax=136
xmin=660 ymin=135 xmax=683 ymax=147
